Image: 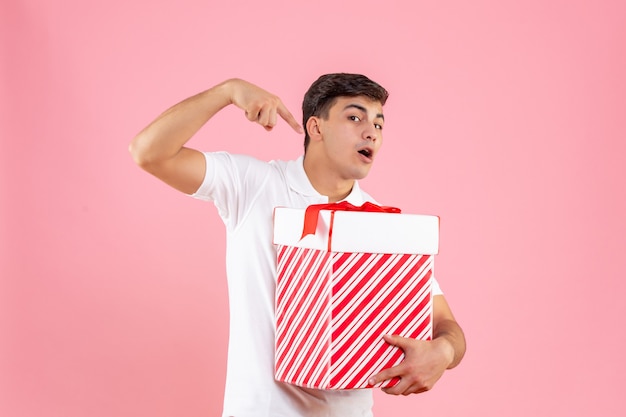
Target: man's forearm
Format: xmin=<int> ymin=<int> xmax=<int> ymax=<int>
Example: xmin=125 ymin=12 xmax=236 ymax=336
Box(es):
xmin=129 ymin=80 xmax=234 ymax=167
xmin=433 ymin=318 xmax=466 ymax=369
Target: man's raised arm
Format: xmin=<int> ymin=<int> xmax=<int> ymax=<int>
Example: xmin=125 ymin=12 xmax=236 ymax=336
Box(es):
xmin=129 ymin=78 xmax=303 ymax=194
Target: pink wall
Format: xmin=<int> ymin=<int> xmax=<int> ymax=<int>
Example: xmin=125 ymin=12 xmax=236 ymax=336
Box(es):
xmin=2 ymin=1 xmax=625 ymax=416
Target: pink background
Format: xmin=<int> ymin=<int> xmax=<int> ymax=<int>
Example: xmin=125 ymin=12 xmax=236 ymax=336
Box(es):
xmin=2 ymin=1 xmax=625 ymax=416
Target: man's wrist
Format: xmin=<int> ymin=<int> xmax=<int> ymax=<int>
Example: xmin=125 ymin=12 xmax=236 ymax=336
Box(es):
xmin=432 ymin=334 xmax=456 ymax=368
xmin=200 ymin=80 xmax=238 ymax=111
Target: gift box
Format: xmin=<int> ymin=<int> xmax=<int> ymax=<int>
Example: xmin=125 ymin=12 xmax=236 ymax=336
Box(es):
xmin=273 ymin=202 xmax=439 ymax=389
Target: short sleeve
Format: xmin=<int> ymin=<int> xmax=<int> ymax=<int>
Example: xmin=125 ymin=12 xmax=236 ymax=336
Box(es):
xmin=431 ymin=276 xmax=443 ymax=296
xmin=189 ymin=151 xmax=272 ymax=229
xmin=190 ymin=152 xmax=217 ymax=202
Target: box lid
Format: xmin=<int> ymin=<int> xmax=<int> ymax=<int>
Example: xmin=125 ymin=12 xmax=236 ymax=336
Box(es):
xmin=273 ymin=207 xmax=439 ymax=254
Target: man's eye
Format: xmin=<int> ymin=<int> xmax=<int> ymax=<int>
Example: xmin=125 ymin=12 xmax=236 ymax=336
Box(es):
xmin=349 ymin=115 xmax=361 ymax=122
xmin=375 ymin=124 xmax=383 ymax=130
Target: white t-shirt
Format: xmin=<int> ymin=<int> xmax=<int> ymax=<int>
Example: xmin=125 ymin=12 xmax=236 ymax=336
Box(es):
xmin=192 ymin=152 xmax=442 ymax=417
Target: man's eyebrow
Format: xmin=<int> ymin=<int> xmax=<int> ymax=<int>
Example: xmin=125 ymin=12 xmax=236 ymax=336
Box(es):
xmin=343 ymin=103 xmax=385 ymax=121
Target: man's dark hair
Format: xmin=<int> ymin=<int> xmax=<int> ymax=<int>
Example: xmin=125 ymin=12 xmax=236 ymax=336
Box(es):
xmin=302 ymin=73 xmax=389 ymax=151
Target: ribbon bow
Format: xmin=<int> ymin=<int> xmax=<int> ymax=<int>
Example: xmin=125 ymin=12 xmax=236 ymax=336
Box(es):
xmin=301 ymin=201 xmax=401 ymax=239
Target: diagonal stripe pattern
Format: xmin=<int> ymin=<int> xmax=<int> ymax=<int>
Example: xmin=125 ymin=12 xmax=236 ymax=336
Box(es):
xmin=275 ymin=245 xmax=433 ymax=389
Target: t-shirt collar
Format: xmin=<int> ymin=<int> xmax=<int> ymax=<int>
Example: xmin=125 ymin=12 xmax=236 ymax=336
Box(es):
xmin=286 ymin=155 xmax=366 ymax=205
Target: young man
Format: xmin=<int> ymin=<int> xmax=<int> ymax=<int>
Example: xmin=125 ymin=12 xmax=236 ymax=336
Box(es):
xmin=129 ymin=74 xmax=466 ymax=417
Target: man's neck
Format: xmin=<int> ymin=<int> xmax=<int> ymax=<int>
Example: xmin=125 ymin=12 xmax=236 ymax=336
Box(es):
xmin=303 ymin=155 xmax=354 ymax=203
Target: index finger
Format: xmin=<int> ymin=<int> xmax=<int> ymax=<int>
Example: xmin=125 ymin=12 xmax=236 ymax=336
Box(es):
xmin=277 ymin=102 xmax=304 ymax=134
xmin=368 ymin=362 xmax=404 ymax=387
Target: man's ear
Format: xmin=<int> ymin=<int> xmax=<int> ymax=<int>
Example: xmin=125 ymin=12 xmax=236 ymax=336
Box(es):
xmin=306 ymin=117 xmax=323 ymax=141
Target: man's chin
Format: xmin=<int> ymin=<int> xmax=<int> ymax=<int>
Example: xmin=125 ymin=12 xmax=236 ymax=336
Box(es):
xmin=351 ymin=167 xmax=372 ymax=180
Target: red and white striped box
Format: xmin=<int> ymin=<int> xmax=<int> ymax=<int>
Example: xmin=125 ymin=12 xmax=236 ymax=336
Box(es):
xmin=273 ymin=203 xmax=439 ymax=389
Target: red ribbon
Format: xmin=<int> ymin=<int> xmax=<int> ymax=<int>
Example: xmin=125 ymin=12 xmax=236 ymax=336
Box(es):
xmin=301 ymin=201 xmax=401 ymax=239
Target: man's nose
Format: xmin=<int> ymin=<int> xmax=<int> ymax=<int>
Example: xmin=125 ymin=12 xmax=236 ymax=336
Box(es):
xmin=363 ymin=125 xmax=378 ymax=142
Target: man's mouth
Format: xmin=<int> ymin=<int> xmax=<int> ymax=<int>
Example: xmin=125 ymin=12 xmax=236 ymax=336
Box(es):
xmin=358 ymin=148 xmax=373 ymax=159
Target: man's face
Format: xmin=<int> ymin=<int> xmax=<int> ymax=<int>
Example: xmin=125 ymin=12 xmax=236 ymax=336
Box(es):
xmin=315 ymin=95 xmax=384 ymax=181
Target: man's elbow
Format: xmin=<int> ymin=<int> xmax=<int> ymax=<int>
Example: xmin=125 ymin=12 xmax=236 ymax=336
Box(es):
xmin=128 ymin=136 xmax=157 ymax=171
